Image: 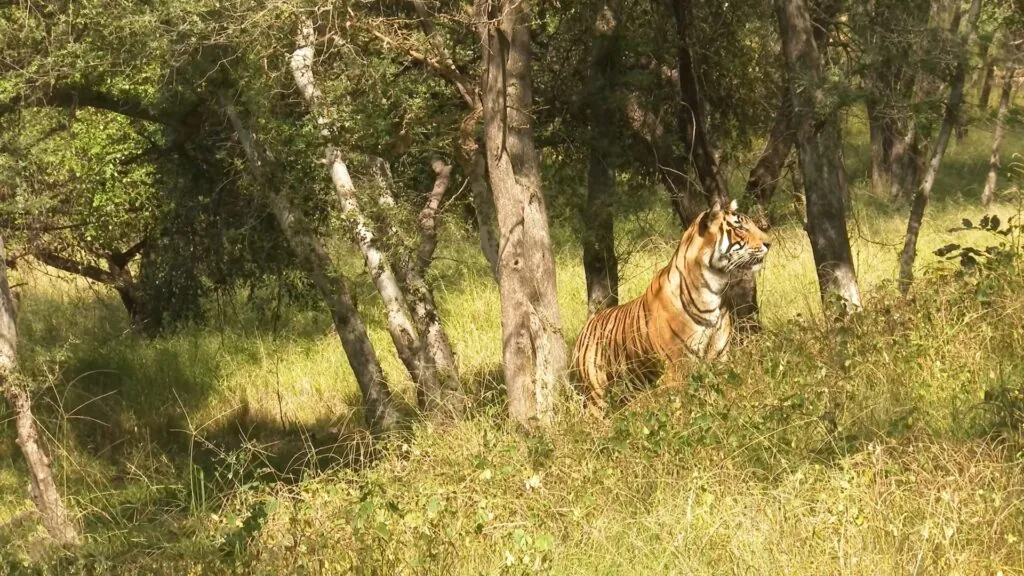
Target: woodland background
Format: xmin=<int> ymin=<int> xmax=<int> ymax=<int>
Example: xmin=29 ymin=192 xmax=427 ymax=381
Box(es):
xmin=2 ymin=0 xmax=1024 ymax=573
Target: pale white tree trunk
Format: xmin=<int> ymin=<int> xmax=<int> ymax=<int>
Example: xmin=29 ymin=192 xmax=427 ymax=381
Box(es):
xmin=368 ymin=156 xmax=466 ymax=418
xmin=289 ymin=16 xmax=441 ymax=404
xmin=220 ymin=95 xmax=402 ymax=434
xmin=982 ymin=67 xmax=1016 ymax=207
xmin=1 ymin=236 xmax=80 ymax=546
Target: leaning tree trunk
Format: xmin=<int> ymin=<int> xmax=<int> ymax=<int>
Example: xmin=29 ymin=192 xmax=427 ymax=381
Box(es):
xmin=982 ymin=67 xmax=1016 ymax=207
xmin=289 ymin=18 xmax=447 ymax=412
xmin=476 ymin=0 xmax=568 ymax=429
xmin=1 ymin=237 xmax=80 ymax=546
xmin=371 ymin=157 xmax=466 ymax=419
xmin=33 ymin=248 xmax=151 ymax=334
xmin=583 ymin=1 xmax=622 ymax=315
xmin=746 ymin=85 xmax=795 ymax=211
xmin=776 ymin=0 xmax=863 ymax=312
xmin=898 ymin=0 xmax=983 ymax=295
xmin=671 ymin=0 xmax=760 ymax=329
xmin=220 ymin=96 xmax=402 ymax=434
xmin=406 ymin=160 xmax=465 ymax=417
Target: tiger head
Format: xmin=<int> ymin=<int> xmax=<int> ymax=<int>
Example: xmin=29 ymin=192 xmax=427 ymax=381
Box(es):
xmin=697 ymin=199 xmax=771 ymax=274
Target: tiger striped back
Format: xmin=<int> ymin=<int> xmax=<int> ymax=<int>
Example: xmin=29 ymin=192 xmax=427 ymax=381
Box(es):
xmin=572 ymin=200 xmax=771 ymax=409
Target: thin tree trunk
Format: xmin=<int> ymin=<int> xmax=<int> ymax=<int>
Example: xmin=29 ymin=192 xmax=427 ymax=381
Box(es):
xmin=1 ymin=237 xmax=80 ymax=546
xmin=402 ymin=0 xmax=501 ymax=284
xmin=982 ymin=67 xmax=1016 ymax=207
xmin=476 ymin=0 xmax=568 ymax=429
xmin=776 ymin=0 xmax=863 ymax=312
xmin=457 ymin=111 xmax=502 ymax=283
xmin=220 ymin=95 xmax=402 ymax=434
xmin=746 ymin=86 xmax=795 ymax=210
xmin=670 ymin=0 xmax=729 ymax=207
xmin=898 ymin=0 xmax=983 ymax=295
xmin=671 ymin=0 xmax=760 ymax=328
xmin=289 ymin=17 xmax=442 ymax=408
xmin=374 ymin=157 xmax=466 ymax=419
xmin=867 ymin=98 xmax=891 ymax=196
xmin=583 ymin=1 xmax=621 ymax=315
xmin=979 ymin=61 xmax=996 ymax=110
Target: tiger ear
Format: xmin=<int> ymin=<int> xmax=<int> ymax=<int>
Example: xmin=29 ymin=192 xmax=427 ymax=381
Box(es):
xmin=698 ymin=208 xmax=715 ymax=234
xmin=728 ymin=198 xmax=739 ymax=212
xmin=710 ymin=199 xmax=722 ymax=213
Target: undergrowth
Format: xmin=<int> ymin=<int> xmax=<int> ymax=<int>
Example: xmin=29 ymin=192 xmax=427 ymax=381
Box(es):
xmin=2 ymin=120 xmax=1024 ymax=574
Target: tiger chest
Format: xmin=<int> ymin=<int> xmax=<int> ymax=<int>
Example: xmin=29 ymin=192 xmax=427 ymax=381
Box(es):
xmin=650 ymin=310 xmax=729 ymax=362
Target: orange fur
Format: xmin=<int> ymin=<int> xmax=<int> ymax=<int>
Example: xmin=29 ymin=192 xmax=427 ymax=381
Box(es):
xmin=572 ymin=202 xmax=770 ymax=408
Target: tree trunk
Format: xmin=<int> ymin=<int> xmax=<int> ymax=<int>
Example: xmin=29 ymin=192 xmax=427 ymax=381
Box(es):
xmin=863 ymin=0 xmax=931 ymax=200
xmin=220 ymin=96 xmax=402 ymax=434
xmin=402 ymin=0 xmax=501 ymax=285
xmin=776 ymin=0 xmax=863 ymax=312
xmin=746 ymin=86 xmax=795 ymax=210
xmin=670 ymin=0 xmax=729 ymax=207
xmin=583 ymin=1 xmax=621 ymax=315
xmin=978 ymin=61 xmax=996 ymax=110
xmin=476 ymin=0 xmax=568 ymax=429
xmin=457 ymin=110 xmax=502 ymax=283
xmin=982 ymin=67 xmax=1016 ymax=207
xmin=671 ymin=0 xmax=760 ymax=329
xmin=867 ymin=97 xmax=891 ymax=196
xmin=376 ymin=157 xmax=466 ymax=419
xmin=33 ymin=250 xmax=152 ymax=333
xmin=898 ymin=0 xmax=982 ymax=295
xmin=1 ymin=237 xmax=81 ymax=546
xmin=289 ymin=18 xmax=443 ymax=411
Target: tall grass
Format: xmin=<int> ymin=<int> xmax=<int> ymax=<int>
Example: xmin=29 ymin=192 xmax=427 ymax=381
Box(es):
xmin=1 ymin=114 xmax=1023 ymax=574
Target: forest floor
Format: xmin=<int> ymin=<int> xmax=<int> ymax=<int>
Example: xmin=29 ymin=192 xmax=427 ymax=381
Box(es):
xmin=2 ymin=113 xmax=1024 ymax=574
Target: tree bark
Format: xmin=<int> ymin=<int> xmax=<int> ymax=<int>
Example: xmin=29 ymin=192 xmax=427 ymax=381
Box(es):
xmin=898 ymin=0 xmax=983 ymax=295
xmin=862 ymin=0 xmax=931 ymax=200
xmin=583 ymin=2 xmax=621 ymax=315
xmin=220 ymin=95 xmax=402 ymax=434
xmin=978 ymin=60 xmax=996 ymax=110
xmin=669 ymin=0 xmax=729 ymax=209
xmin=372 ymin=157 xmax=467 ymax=419
xmin=409 ymin=160 xmax=464 ymax=417
xmin=982 ymin=67 xmax=1016 ymax=207
xmin=33 ymin=249 xmax=151 ymax=332
xmin=458 ymin=111 xmax=502 ymax=283
xmin=671 ymin=0 xmax=760 ymax=329
xmin=397 ymin=1 xmax=501 ymax=284
xmin=476 ymin=0 xmax=568 ymax=429
xmin=746 ymin=86 xmax=795 ymax=211
xmin=1 ymin=236 xmax=81 ymax=546
xmin=776 ymin=0 xmax=863 ymax=312
xmin=289 ymin=17 xmax=444 ymax=411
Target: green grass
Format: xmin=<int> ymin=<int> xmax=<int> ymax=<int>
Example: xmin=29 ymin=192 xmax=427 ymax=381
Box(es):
xmin=2 ymin=113 xmax=1024 ymax=574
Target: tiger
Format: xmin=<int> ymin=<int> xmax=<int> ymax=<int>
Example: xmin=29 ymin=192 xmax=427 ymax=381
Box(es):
xmin=572 ymin=199 xmax=771 ymax=409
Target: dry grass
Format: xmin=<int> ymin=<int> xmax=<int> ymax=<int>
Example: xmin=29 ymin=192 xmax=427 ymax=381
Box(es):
xmin=1 ymin=116 xmax=1023 ymax=574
